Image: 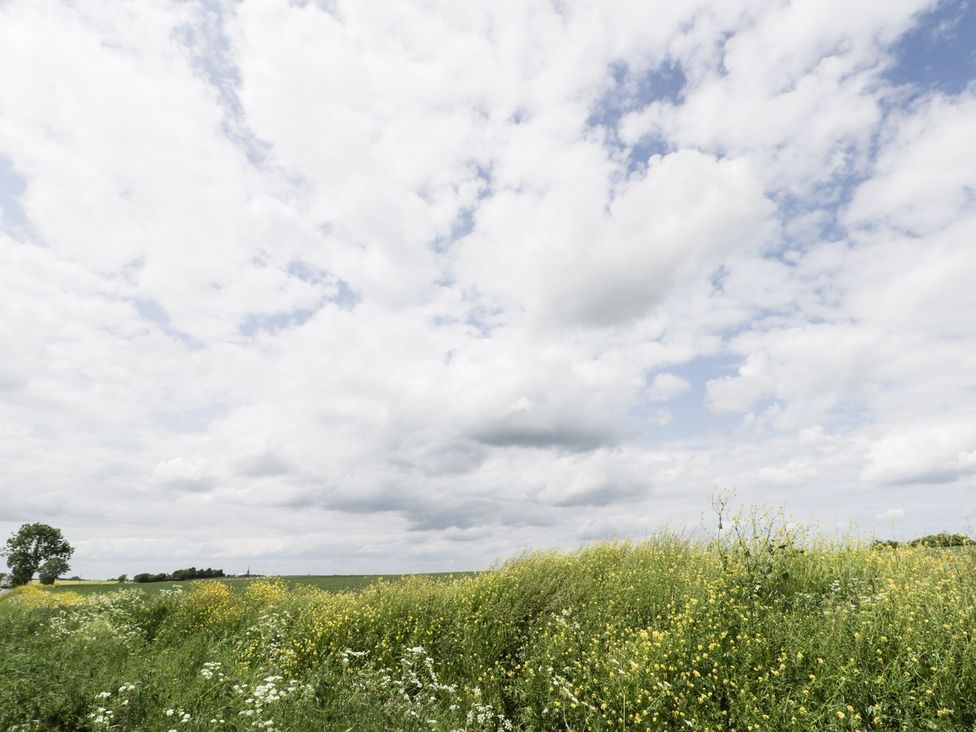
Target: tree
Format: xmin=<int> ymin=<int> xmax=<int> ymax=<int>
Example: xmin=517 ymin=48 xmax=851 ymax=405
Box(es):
xmin=908 ymin=533 xmax=974 ymax=548
xmin=117 ymin=574 xmax=128 ymax=583
xmin=38 ymin=557 xmax=70 ymax=585
xmin=1 ymin=523 xmax=74 ymax=587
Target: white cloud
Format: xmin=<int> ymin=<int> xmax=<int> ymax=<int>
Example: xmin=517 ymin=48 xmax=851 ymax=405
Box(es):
xmin=154 ymin=456 xmax=215 ymax=493
xmin=457 ymin=149 xmax=775 ymax=327
xmin=0 ymin=0 xmax=973 ymax=576
xmin=621 ymin=0 xmax=936 ymax=192
xmin=846 ymin=93 xmax=976 ymax=235
xmin=862 ymin=420 xmax=976 ymax=485
xmin=874 ymin=508 xmax=905 ymax=522
xmin=647 ymin=373 xmax=691 ymax=402
xmin=705 ymin=324 xmax=888 ymax=425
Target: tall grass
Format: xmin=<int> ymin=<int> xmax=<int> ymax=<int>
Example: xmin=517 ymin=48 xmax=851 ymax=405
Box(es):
xmin=2 ymin=531 xmax=975 ymax=730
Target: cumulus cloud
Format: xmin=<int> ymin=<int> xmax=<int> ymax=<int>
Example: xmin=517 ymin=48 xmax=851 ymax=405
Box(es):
xmin=1 ymin=0 xmax=974 ymax=576
xmin=846 ymin=93 xmax=976 ymax=235
xmin=874 ymin=508 xmax=905 ymax=522
xmin=647 ymin=373 xmax=691 ymax=402
xmin=862 ymin=420 xmax=976 ymax=485
xmin=457 ymin=149 xmax=775 ymax=327
xmin=154 ymin=456 xmax=215 ymax=494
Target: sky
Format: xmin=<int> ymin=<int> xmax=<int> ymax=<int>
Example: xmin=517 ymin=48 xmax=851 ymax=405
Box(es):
xmin=1 ymin=0 xmax=975 ymax=579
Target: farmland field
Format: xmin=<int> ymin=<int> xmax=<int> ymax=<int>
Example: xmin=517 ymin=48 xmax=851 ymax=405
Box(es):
xmin=2 ymin=535 xmax=976 ymax=730
xmin=38 ymin=573 xmax=474 ymax=596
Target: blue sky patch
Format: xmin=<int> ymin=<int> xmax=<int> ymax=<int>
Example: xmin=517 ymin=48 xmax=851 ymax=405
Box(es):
xmin=887 ymin=0 xmax=976 ymax=94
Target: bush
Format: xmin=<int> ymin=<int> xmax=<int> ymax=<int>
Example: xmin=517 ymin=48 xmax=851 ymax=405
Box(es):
xmin=908 ymin=533 xmax=975 ymax=548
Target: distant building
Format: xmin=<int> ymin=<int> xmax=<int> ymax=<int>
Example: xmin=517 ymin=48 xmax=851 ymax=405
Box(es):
xmin=0 ymin=573 xmax=11 ymax=589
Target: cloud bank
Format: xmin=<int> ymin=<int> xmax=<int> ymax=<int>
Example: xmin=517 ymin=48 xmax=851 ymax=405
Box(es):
xmin=1 ymin=0 xmax=975 ymax=576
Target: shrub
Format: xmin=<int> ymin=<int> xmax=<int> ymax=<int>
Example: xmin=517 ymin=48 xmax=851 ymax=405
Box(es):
xmin=908 ymin=532 xmax=975 ymax=548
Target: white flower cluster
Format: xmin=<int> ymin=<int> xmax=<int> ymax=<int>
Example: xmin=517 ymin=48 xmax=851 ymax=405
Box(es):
xmin=49 ymin=591 xmax=147 ymax=645
xmin=463 ymin=686 xmax=514 ymax=732
xmin=163 ymin=706 xmax=191 ymax=724
xmin=200 ymin=661 xmax=225 ymax=681
xmin=340 ymin=648 xmax=368 ymax=665
xmin=88 ymin=682 xmax=139 ymax=728
xmin=235 ymin=673 xmax=309 ymax=730
xmin=237 ymin=611 xmax=296 ymax=669
xmin=344 ymin=645 xmax=513 ymax=732
xmin=89 ymin=706 xmax=113 ymax=728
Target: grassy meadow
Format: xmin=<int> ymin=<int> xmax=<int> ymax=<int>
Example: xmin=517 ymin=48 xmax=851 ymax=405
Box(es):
xmin=2 ymin=532 xmax=976 ymax=730
xmin=36 ymin=573 xmax=473 ymax=597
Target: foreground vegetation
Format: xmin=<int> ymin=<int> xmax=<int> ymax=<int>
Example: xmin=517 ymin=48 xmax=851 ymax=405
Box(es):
xmin=2 ymin=533 xmax=975 ymax=730
xmin=37 ymin=573 xmax=471 ymax=597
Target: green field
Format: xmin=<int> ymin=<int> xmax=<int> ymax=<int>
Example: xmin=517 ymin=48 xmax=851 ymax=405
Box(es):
xmin=38 ymin=573 xmax=472 ymax=596
xmin=2 ymin=531 xmax=976 ymax=730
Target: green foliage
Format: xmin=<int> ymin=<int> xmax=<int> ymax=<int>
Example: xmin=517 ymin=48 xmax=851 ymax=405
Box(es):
xmin=2 ymin=537 xmax=976 ymax=730
xmin=38 ymin=557 xmax=70 ymax=585
xmin=1 ymin=522 xmax=73 ymax=587
xmin=132 ymin=567 xmax=226 ymax=583
xmin=908 ymin=532 xmax=975 ymax=548
xmin=133 ymin=572 xmax=170 ymax=583
xmin=872 ymin=534 xmax=976 ymax=549
xmin=40 ymin=573 xmax=455 ymax=597
xmin=171 ymin=566 xmax=226 ymax=581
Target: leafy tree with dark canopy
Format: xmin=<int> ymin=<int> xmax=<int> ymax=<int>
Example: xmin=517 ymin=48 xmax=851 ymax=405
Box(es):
xmin=1 ymin=523 xmax=74 ymax=586
xmin=38 ymin=557 xmax=71 ymax=585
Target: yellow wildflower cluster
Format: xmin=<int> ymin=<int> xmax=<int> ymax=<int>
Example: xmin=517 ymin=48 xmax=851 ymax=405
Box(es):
xmin=178 ymin=580 xmax=240 ymax=629
xmin=7 ymin=584 xmax=84 ymax=608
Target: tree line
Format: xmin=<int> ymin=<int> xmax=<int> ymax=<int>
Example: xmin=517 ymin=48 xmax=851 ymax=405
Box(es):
xmin=132 ymin=567 xmax=226 ymax=583
xmin=872 ymin=532 xmax=974 ymax=549
xmin=0 ymin=523 xmax=226 ymax=587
